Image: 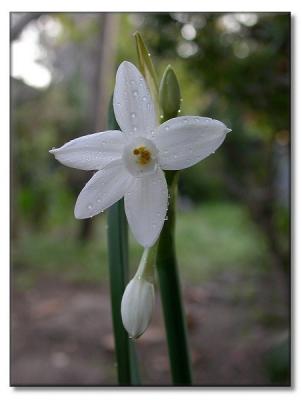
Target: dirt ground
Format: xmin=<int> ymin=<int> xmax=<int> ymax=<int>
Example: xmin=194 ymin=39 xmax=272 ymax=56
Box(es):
xmin=11 ymin=272 xmax=289 ymax=386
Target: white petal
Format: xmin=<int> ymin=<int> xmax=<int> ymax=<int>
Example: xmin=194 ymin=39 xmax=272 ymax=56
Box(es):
xmin=113 ymin=61 xmax=157 ymax=137
xmin=124 ymin=167 xmax=168 ymax=247
xmin=49 ymin=130 xmax=127 ymax=170
xmin=74 ymin=161 xmax=132 ymax=219
xmin=154 ymin=116 xmax=230 ymax=170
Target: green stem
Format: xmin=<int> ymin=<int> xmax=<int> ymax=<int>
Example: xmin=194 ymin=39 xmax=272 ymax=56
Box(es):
xmin=107 ymin=200 xmax=131 ymax=384
xmin=107 ymin=97 xmax=140 ymax=385
xmin=156 ymin=171 xmax=192 ymax=385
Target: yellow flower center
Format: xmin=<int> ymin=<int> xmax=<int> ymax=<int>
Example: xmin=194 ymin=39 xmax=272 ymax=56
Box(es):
xmin=133 ymin=146 xmax=151 ymax=165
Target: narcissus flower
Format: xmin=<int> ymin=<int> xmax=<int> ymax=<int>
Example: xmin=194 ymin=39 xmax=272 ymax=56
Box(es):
xmin=50 ymin=61 xmax=230 ymax=247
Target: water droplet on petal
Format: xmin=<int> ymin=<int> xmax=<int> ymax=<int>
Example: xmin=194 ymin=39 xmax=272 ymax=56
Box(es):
xmin=131 ymin=112 xmax=136 ymax=119
xmin=142 ymin=96 xmax=147 ymax=101
xmin=178 ymin=109 xmax=181 ymax=113
xmin=133 ymin=90 xmax=138 ymax=97
xmin=165 ymin=126 xmax=169 ymax=131
xmin=88 ymin=204 xmax=93 ymax=210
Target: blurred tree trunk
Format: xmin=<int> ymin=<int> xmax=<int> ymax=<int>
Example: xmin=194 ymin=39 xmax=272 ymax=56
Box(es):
xmin=79 ymin=13 xmax=120 ymax=241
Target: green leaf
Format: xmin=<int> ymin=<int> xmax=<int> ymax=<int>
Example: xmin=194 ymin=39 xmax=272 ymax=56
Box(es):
xmin=156 ymin=171 xmax=192 ymax=385
xmin=107 ymin=97 xmax=140 ymax=385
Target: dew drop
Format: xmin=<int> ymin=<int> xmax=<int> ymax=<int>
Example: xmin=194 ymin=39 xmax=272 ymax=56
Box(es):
xmin=178 ymin=109 xmax=181 ymax=113
xmin=133 ymin=126 xmax=137 ymax=132
xmin=117 ymin=102 xmax=121 ymax=107
xmin=97 ymin=198 xmax=101 ymax=203
xmin=142 ymin=96 xmax=147 ymax=101
xmin=130 ymin=79 xmax=135 ymax=85
xmin=87 ymin=204 xmax=93 ymax=210
xmin=164 ymin=216 xmax=169 ymax=221
xmin=165 ymin=126 xmax=169 ymax=131
xmin=131 ymin=112 xmax=136 ymax=119
xmin=148 ymin=52 xmax=151 ymax=56
xmin=133 ymin=90 xmax=138 ymax=97
xmin=180 ymin=98 xmax=183 ymax=102
xmin=168 ymin=194 xmax=171 ymax=199
xmin=160 ymin=114 xmax=164 ymax=119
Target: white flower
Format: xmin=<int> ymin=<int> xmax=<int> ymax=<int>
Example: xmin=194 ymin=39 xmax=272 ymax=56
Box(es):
xmin=50 ymin=61 xmax=230 ymax=247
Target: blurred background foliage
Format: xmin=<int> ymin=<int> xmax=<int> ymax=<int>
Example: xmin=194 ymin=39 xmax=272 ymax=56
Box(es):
xmin=11 ymin=12 xmax=290 ymax=385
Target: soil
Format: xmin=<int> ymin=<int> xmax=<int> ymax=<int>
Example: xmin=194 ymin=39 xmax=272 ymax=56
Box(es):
xmin=11 ymin=272 xmax=289 ymax=386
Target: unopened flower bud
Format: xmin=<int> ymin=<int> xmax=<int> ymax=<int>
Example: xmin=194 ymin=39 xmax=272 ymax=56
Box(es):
xmin=159 ymin=65 xmax=181 ymax=120
xmin=121 ymin=276 xmax=154 ymax=339
xmin=121 ymin=247 xmax=155 ymax=339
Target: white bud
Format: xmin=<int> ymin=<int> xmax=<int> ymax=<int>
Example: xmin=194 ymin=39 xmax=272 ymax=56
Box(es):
xmin=121 ymin=276 xmax=154 ymax=339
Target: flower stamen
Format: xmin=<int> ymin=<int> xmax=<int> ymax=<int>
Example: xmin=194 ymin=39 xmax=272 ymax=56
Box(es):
xmin=133 ymin=146 xmax=151 ymax=165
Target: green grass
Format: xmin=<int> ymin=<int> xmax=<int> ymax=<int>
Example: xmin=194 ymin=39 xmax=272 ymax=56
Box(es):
xmin=12 ymin=202 xmax=269 ymax=289
xmin=176 ymin=202 xmax=269 ymax=281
